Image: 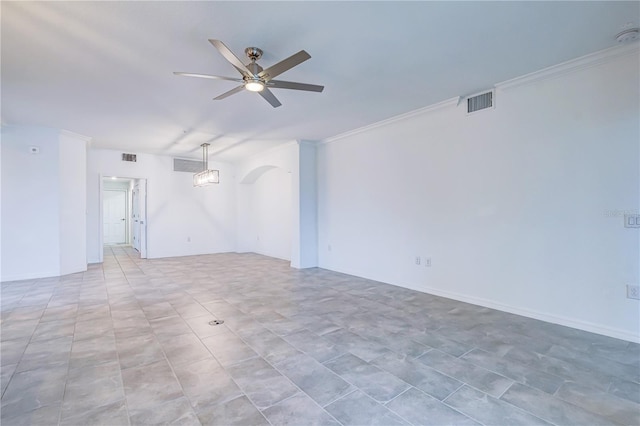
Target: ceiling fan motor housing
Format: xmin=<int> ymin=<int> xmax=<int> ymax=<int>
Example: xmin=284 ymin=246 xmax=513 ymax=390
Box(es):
xmin=245 ymin=47 xmax=263 ymax=61
xmin=245 ymin=61 xmax=263 ymax=76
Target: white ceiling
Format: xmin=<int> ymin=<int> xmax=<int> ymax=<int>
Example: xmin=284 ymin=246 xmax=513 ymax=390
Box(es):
xmin=2 ymin=1 xmax=638 ymax=163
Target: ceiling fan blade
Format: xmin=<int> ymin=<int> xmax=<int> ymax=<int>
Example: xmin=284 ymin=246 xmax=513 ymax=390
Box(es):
xmin=209 ymin=39 xmax=254 ymax=76
xmin=173 ymin=72 xmax=243 ymax=82
xmin=267 ymin=80 xmax=324 ymax=92
xmin=213 ymin=85 xmax=245 ymax=100
xmin=258 ymin=50 xmax=311 ymax=81
xmin=258 ymin=88 xmax=282 ymax=108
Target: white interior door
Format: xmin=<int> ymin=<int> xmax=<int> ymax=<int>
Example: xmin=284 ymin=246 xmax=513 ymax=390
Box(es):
xmin=104 ymin=190 xmax=127 ymax=244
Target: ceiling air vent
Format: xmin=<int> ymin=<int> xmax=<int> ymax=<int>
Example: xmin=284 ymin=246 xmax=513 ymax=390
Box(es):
xmin=467 ymin=90 xmax=494 ymax=114
xmin=174 ymin=158 xmax=204 ymax=173
xmin=122 ymin=153 xmax=137 ymax=162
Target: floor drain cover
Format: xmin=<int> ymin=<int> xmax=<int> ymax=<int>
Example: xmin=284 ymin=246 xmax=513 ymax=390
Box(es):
xmin=208 ymin=320 xmax=224 ymax=326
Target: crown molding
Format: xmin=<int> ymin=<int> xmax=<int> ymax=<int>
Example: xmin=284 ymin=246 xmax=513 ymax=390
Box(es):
xmin=59 ymin=128 xmax=92 ymax=142
xmin=297 ymin=140 xmax=320 ymax=147
xmin=495 ymin=43 xmax=639 ymax=91
xmin=321 ymin=96 xmax=460 ymax=145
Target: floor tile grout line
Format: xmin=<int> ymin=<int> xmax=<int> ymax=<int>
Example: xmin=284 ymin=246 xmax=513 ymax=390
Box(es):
xmin=3 ymin=251 xmax=639 ymax=425
xmin=550 ymin=381 xmax=637 ymax=425
xmin=382 ymin=385 xmax=413 ymax=406
xmin=321 ymin=387 xmax=358 ymax=410
xmin=189 ymin=336 xmax=274 ymax=425
xmin=1 ymin=273 xmax=61 ymax=413
xmin=457 ymin=348 xmax=554 ymax=389
xmin=457 ymin=347 xmax=478 ymax=359
xmin=407 ymin=384 xmax=485 ymax=426
xmin=440 ymin=400 xmax=489 ymax=426
xmin=113 ymin=248 xmax=201 ymax=426
xmin=129 ymin=248 xmax=272 ymax=425
xmin=259 ymin=391 xmax=344 ymax=426
xmin=382 ymin=385 xmax=474 ymax=426
xmin=243 ymin=319 xmax=434 ymax=424
xmin=446 ymin=382 xmax=562 ymax=426
xmin=216 ymin=319 xmax=348 ymax=425
xmin=102 ymin=246 xmax=133 ymax=426
xmin=464 ymin=347 xmax=576 ymax=393
xmin=417 ymin=348 xmax=519 ymax=395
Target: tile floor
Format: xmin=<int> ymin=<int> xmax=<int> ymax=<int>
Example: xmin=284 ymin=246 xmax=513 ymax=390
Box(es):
xmin=1 ymin=246 xmax=639 ymax=425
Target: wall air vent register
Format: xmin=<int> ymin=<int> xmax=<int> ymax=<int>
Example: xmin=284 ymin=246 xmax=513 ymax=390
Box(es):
xmin=173 ymin=158 xmax=204 ymax=173
xmin=467 ymin=90 xmax=494 ymax=114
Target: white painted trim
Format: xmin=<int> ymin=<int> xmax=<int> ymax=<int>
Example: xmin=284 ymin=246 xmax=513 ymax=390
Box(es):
xmin=320 ymin=264 xmax=640 ymax=343
xmin=415 ymin=284 xmax=640 ymax=344
xmin=98 ymin=174 xmax=104 ymax=263
xmin=322 ymin=96 xmax=460 ymax=144
xmin=59 ymin=129 xmax=92 ymax=142
xmin=297 ymin=140 xmax=319 ymax=148
xmin=138 ymin=178 xmax=148 ymax=259
xmin=319 ymin=45 xmax=638 ymax=148
xmin=1 ymin=270 xmax=61 ymax=282
xmin=495 ymin=43 xmax=640 ymax=91
xmin=60 ymin=263 xmax=87 ymax=276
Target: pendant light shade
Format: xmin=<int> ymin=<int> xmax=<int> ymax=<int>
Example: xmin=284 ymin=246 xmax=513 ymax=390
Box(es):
xmin=193 ymin=143 xmax=219 ymax=186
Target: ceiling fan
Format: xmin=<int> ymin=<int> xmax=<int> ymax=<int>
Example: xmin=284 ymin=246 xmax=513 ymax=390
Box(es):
xmin=174 ymin=39 xmax=324 ymax=108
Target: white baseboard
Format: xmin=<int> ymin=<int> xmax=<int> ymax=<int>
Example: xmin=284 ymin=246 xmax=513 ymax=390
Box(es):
xmin=416 ymin=284 xmax=640 ymax=344
xmin=2 ymin=264 xmax=87 ymax=282
xmin=319 ymin=263 xmax=640 ymax=344
xmin=1 ymin=269 xmax=61 ymax=283
xmin=60 ymin=264 xmax=88 ymax=276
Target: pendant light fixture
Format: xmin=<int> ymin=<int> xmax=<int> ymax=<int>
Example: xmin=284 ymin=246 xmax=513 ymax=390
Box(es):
xmin=193 ymin=143 xmax=219 ymax=186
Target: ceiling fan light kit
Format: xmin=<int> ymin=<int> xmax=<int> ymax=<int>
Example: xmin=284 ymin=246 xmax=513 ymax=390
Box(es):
xmin=175 ymin=39 xmax=324 ymax=108
xmin=245 ymin=80 xmax=265 ymax=92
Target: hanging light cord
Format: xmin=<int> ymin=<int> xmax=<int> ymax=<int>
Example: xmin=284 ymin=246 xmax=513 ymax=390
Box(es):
xmin=201 ymin=143 xmax=209 ymax=171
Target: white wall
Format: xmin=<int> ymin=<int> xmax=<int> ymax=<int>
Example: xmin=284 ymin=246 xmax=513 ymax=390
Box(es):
xmin=247 ymin=167 xmax=292 ymax=260
xmin=235 ymin=141 xmax=319 ymax=267
xmin=317 ymin=47 xmax=640 ymax=342
xmin=236 ymin=143 xmax=296 ymax=261
xmin=1 ymin=126 xmax=61 ymax=280
xmin=87 ymin=149 xmax=236 ymax=262
xmin=59 ymin=132 xmax=87 ymax=275
xmin=297 ymin=141 xmax=318 ymax=268
xmin=1 ymin=126 xmax=88 ymax=281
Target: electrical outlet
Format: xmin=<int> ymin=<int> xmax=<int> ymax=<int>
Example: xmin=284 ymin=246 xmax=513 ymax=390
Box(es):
xmin=415 ymin=256 xmax=421 ymax=266
xmin=627 ymin=285 xmax=640 ymax=300
xmin=424 ymin=257 xmax=432 ymax=267
xmin=624 ymin=214 xmax=640 ymax=228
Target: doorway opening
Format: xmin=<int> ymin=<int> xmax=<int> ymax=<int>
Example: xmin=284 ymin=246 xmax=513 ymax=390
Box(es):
xmin=100 ymin=176 xmax=147 ymax=260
